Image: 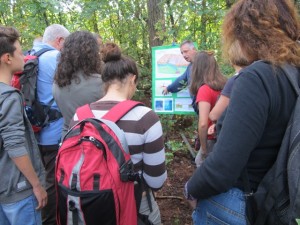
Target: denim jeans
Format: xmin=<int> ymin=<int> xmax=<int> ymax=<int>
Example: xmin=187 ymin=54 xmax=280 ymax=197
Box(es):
xmin=192 ymin=188 xmax=247 ymax=225
xmin=0 ymin=194 xmax=42 ymax=225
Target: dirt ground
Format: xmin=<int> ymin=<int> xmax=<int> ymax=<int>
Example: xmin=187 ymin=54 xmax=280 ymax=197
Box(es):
xmin=156 ymin=148 xmax=196 ymax=225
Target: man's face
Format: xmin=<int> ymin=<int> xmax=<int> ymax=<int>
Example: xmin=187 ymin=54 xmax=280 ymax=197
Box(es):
xmin=180 ymin=44 xmax=197 ymax=63
xmin=11 ymin=41 xmax=24 ymax=73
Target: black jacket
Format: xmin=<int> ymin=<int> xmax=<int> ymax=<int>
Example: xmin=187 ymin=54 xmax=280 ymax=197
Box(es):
xmin=187 ymin=61 xmax=297 ymax=199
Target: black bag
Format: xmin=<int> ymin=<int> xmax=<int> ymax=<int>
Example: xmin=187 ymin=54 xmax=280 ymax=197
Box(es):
xmin=17 ymin=48 xmax=62 ymax=132
xmin=135 ymin=177 xmax=154 ymax=225
xmin=245 ymin=65 xmax=300 ymax=225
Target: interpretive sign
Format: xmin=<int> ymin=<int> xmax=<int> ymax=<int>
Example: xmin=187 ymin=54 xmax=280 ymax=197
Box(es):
xmin=151 ymin=45 xmax=194 ymax=114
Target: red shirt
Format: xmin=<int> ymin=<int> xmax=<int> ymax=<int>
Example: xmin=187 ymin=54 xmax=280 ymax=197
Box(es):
xmin=196 ymin=84 xmax=220 ymax=139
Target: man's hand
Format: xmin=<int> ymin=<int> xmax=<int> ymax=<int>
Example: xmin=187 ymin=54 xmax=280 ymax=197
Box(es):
xmin=33 ymin=183 xmax=48 ymax=210
xmin=162 ymin=86 xmax=169 ymax=95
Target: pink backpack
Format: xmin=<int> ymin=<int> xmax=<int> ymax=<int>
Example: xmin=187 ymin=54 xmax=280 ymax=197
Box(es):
xmin=55 ymin=100 xmax=142 ymax=225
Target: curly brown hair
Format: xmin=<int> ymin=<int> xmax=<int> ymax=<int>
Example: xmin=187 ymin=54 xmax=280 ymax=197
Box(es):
xmin=222 ymin=0 xmax=300 ymax=66
xmin=189 ymin=51 xmax=227 ymax=96
xmin=54 ymin=31 xmax=102 ymax=87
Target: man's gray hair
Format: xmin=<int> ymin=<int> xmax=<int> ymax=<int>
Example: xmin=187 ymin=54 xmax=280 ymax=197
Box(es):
xmin=42 ymin=24 xmax=70 ymax=43
xmin=180 ymin=40 xmax=197 ymax=49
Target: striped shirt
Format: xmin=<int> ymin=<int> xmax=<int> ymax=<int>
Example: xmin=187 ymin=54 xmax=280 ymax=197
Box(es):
xmin=70 ymin=100 xmax=167 ymax=191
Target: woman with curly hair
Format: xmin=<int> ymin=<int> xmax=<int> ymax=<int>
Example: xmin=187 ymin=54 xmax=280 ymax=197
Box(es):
xmin=184 ymin=0 xmax=300 ymax=224
xmin=189 ymin=51 xmax=227 ymax=167
xmin=53 ymin=30 xmax=104 ymax=138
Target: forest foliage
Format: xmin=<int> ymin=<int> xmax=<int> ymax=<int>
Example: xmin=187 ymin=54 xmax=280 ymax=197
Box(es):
xmin=1 ymin=0 xmax=299 ymax=136
xmin=1 ymin=0 xmax=236 ymax=71
xmin=3 ymin=0 xmax=299 ymax=79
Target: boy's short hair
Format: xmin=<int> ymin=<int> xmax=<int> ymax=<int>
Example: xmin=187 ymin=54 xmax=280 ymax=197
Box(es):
xmin=0 ymin=26 xmax=20 ymax=57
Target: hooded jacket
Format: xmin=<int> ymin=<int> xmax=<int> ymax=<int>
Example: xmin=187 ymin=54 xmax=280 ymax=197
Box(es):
xmin=0 ymin=82 xmax=45 ymax=204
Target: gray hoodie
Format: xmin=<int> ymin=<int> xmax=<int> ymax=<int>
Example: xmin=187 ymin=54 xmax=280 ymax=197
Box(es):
xmin=0 ymin=82 xmax=45 ymax=204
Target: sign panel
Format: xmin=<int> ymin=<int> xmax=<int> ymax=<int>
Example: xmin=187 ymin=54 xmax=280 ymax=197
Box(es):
xmin=151 ymin=45 xmax=194 ymax=114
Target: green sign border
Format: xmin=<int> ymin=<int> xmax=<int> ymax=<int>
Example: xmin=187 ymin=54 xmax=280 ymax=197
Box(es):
xmin=151 ymin=45 xmax=195 ymax=115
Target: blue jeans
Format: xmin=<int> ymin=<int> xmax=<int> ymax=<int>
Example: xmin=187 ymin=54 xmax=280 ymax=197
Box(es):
xmin=192 ymin=188 xmax=247 ymax=225
xmin=0 ymin=194 xmax=42 ymax=225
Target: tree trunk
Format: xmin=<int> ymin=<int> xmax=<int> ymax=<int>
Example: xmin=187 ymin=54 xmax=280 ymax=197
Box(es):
xmin=93 ymin=11 xmax=99 ymax=33
xmin=200 ymin=0 xmax=207 ymax=48
xmin=147 ymin=0 xmax=164 ymax=47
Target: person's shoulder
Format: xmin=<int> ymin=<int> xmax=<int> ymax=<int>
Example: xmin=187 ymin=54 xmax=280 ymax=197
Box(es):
xmin=0 ymin=85 xmax=22 ymax=110
xmin=0 ymin=84 xmax=19 ymax=97
xmin=127 ymin=104 xmax=160 ymax=120
xmin=199 ymin=84 xmax=212 ymax=91
xmin=236 ymin=61 xmax=280 ymax=91
xmin=32 ymin=43 xmax=56 ymax=52
xmin=241 ymin=61 xmax=273 ymax=76
xmin=87 ymin=73 xmax=103 ymax=82
xmin=225 ymin=75 xmax=238 ymax=85
xmin=79 ymin=73 xmax=103 ymax=88
xmin=130 ymin=104 xmax=152 ymax=114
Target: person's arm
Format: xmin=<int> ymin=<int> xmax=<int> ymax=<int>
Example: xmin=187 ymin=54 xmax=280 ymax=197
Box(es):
xmin=12 ymin=156 xmax=47 ymax=209
xmin=209 ymin=95 xmax=230 ymax=122
xmin=198 ymin=101 xmax=211 ymax=156
xmin=1 ymin=93 xmax=47 ymax=209
xmin=166 ymin=65 xmax=189 ymax=93
xmin=142 ymin=110 xmax=167 ymax=191
xmin=187 ymin=69 xmax=270 ymax=200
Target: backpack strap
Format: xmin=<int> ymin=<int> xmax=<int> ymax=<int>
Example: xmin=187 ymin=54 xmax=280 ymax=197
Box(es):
xmin=102 ymin=100 xmax=143 ymax=122
xmin=30 ymin=47 xmax=60 ymax=127
xmin=74 ymin=100 xmax=143 ymax=149
xmin=281 ymin=64 xmax=300 ymax=97
xmin=244 ymin=65 xmax=300 ymax=225
xmin=76 ymin=100 xmax=143 ymax=122
xmin=32 ymin=48 xmax=53 ymax=57
xmin=76 ymin=104 xmax=95 ymax=121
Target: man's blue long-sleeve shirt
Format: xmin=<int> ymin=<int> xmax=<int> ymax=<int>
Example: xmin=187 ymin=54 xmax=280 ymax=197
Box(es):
xmin=167 ymin=63 xmax=192 ymax=93
xmin=167 ymin=63 xmax=198 ymax=113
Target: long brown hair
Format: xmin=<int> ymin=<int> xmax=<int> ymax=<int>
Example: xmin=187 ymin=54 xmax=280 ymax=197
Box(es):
xmin=222 ymin=0 xmax=300 ymax=66
xmin=189 ymin=51 xmax=227 ymax=96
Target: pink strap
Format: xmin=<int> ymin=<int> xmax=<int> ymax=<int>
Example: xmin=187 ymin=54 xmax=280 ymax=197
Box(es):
xmin=75 ymin=100 xmax=143 ymax=123
xmin=102 ymin=100 xmax=142 ymax=122
xmin=76 ymin=104 xmax=94 ymax=121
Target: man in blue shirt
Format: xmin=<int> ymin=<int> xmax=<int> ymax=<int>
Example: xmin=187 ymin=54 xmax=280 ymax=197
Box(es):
xmin=162 ymin=40 xmax=198 ymax=112
xmin=31 ymin=24 xmax=70 ymax=225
